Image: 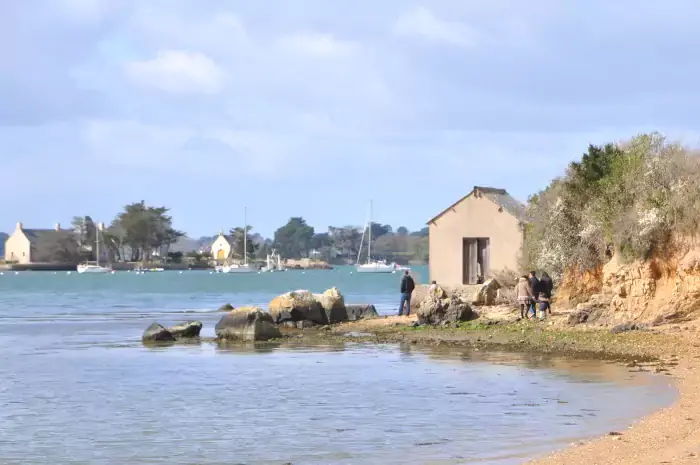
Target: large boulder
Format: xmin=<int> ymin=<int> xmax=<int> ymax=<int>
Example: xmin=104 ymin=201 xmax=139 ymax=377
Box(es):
xmin=215 ymin=307 xmax=281 ymax=341
xmin=268 ymin=290 xmax=328 ymax=325
xmin=142 ymin=323 xmax=175 ymax=342
xmin=472 ymin=279 xmax=501 ymax=306
xmin=167 ymin=320 xmax=203 ymax=338
xmin=417 ymin=295 xmax=475 ymax=325
xmin=345 ymin=304 xmax=379 ymax=321
xmin=313 ymin=287 xmax=347 ymax=323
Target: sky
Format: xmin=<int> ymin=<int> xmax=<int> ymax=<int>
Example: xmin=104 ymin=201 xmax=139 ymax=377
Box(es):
xmin=3 ymin=0 xmax=700 ymax=238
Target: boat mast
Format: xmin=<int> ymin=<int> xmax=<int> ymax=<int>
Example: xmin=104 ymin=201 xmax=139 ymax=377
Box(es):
xmin=367 ymin=200 xmax=372 ymax=264
xmin=243 ymin=207 xmax=248 ymax=266
xmin=96 ymin=222 xmax=101 ymax=266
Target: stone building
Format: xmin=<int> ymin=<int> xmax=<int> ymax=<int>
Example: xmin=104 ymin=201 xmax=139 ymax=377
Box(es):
xmin=427 ymin=186 xmax=527 ymax=287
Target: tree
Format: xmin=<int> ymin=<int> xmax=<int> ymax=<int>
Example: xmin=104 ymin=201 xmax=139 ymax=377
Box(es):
xmin=229 ymin=225 xmax=258 ymax=259
xmin=273 ymin=217 xmax=315 ymax=259
xmin=71 ymin=215 xmax=96 ymax=260
xmin=328 ymin=225 xmax=363 ymax=259
xmin=409 ymin=227 xmax=429 ymax=237
xmin=110 ymin=201 xmax=184 ymax=262
xmin=369 ymin=222 xmax=392 ymax=239
xmin=396 ymin=226 xmax=409 ymax=236
xmin=310 ymin=232 xmax=333 ymax=260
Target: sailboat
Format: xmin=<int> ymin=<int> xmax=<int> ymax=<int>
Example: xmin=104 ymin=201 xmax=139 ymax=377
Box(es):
xmin=222 ymin=207 xmax=257 ymax=273
xmin=261 ymin=249 xmax=286 ymax=272
xmin=355 ymin=200 xmax=397 ymax=273
xmin=77 ymin=222 xmax=113 ymax=274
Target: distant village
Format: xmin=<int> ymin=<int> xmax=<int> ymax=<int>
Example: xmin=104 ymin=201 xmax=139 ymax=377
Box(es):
xmin=0 ymin=187 xmax=527 ymax=287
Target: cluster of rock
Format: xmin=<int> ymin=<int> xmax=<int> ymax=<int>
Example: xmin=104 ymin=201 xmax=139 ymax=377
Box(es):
xmin=268 ymin=288 xmax=377 ymax=327
xmin=415 ymin=285 xmax=476 ymax=325
xmin=142 ymin=321 xmax=203 ymax=342
xmin=142 ymin=287 xmax=378 ymax=343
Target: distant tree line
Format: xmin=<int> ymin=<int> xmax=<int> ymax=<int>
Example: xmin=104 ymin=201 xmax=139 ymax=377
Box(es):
xmin=198 ymin=218 xmax=429 ymax=264
xmin=72 ymin=201 xmax=184 ymax=263
xmin=32 ymin=204 xmax=428 ymax=265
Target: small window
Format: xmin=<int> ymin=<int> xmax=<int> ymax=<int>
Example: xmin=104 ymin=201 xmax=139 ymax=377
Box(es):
xmin=22 ymin=252 xmax=25 ymax=257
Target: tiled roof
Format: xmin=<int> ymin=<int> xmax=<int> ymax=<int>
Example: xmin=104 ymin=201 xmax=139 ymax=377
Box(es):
xmin=427 ymin=186 xmax=527 ymax=224
xmin=478 ymin=187 xmax=527 ymax=222
xmin=24 ymin=229 xmax=78 ymax=262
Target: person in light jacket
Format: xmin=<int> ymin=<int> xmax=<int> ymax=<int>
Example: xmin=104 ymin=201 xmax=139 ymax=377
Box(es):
xmin=515 ymin=275 xmax=533 ymax=319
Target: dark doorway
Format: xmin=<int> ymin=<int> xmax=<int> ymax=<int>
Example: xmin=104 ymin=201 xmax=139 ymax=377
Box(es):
xmin=462 ymin=238 xmax=490 ymax=285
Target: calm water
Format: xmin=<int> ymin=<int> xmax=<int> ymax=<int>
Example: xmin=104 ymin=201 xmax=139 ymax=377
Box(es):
xmin=0 ymin=268 xmax=676 ymax=464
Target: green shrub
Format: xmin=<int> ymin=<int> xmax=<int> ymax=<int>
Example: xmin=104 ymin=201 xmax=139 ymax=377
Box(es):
xmin=523 ymin=132 xmax=700 ymax=279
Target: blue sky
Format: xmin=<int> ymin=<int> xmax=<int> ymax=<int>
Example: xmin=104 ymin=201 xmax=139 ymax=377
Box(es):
xmin=3 ymin=0 xmax=700 ymax=238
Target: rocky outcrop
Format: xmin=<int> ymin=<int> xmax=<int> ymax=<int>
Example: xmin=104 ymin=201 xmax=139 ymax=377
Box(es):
xmin=167 ymin=321 xmax=203 ymax=338
xmin=215 ymin=307 xmax=281 ymax=341
xmin=561 ymin=244 xmax=700 ymax=327
xmin=218 ymin=303 xmax=234 ymax=312
xmin=313 ymin=287 xmax=347 ymax=323
xmin=345 ymin=304 xmax=379 ymax=321
xmin=268 ymin=290 xmax=328 ymax=325
xmin=142 ymin=323 xmax=175 ymax=342
xmin=472 ymin=279 xmax=501 ymax=306
xmin=567 ymin=293 xmax=611 ymax=325
xmin=417 ymin=294 xmax=475 ymax=325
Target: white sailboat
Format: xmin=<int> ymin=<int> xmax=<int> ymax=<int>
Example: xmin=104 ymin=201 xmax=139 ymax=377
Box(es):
xmin=355 ymin=200 xmax=397 ymax=273
xmin=221 ymin=207 xmax=257 ymax=274
xmin=77 ymin=222 xmax=113 ymax=274
xmin=261 ymin=249 xmax=286 ymax=272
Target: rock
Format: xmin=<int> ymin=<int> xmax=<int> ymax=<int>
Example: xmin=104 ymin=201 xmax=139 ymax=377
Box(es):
xmin=218 ymin=303 xmax=234 ymax=312
xmin=215 ymin=307 xmax=281 ymax=341
xmin=167 ymin=320 xmax=203 ymax=338
xmin=567 ymin=301 xmax=606 ymax=325
xmin=296 ymin=320 xmax=317 ymax=329
xmin=345 ymin=304 xmax=379 ymax=321
xmin=313 ymin=287 xmax=347 ymax=323
xmin=268 ymin=290 xmax=328 ymax=325
xmin=417 ymin=295 xmax=475 ymax=325
xmin=610 ymin=322 xmax=649 ymax=334
xmin=472 ymin=279 xmax=501 ymax=306
xmin=142 ymin=323 xmax=175 ymax=342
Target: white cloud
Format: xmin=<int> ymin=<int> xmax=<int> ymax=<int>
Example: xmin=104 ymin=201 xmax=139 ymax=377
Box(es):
xmin=276 ymin=33 xmax=358 ymax=58
xmin=394 ymin=6 xmax=477 ymax=47
xmin=125 ymin=50 xmax=224 ymax=94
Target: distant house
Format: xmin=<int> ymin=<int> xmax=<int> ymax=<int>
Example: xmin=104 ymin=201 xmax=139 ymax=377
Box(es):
xmin=210 ymin=231 xmax=233 ymax=262
xmin=4 ymin=222 xmax=79 ymax=264
xmin=427 ymin=186 xmax=527 ymax=287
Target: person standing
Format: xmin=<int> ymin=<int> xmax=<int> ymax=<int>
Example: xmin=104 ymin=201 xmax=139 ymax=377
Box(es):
xmin=528 ymin=271 xmax=540 ymax=318
xmin=516 ymin=275 xmax=533 ymax=319
xmin=540 ymin=272 xmax=554 ymax=314
xmin=399 ymin=270 xmax=415 ymax=316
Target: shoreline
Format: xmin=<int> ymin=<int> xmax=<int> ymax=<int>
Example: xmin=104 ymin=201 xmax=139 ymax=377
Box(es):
xmin=332 ymin=317 xmax=698 ymax=465
xmin=204 ymin=315 xmax=696 ymax=464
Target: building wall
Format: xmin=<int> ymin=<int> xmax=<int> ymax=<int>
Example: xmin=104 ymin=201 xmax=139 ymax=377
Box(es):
xmin=4 ymin=230 xmax=31 ymax=264
xmin=210 ymin=235 xmax=231 ymax=261
xmin=429 ymin=194 xmax=523 ymax=288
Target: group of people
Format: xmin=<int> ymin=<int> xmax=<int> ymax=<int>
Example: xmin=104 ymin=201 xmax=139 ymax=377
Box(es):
xmin=515 ymin=271 xmax=554 ymax=321
xmin=396 ymin=269 xmax=554 ymax=320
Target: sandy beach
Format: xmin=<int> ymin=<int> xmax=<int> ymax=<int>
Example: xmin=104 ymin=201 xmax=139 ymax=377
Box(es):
xmin=320 ymin=313 xmax=700 ymax=464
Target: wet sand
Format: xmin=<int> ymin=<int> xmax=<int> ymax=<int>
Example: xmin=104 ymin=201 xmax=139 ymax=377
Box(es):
xmin=318 ymin=314 xmax=700 ymax=464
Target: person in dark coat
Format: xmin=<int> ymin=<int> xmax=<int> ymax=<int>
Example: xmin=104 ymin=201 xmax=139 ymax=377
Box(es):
xmin=539 ymin=272 xmax=554 ymax=314
xmin=399 ymin=271 xmax=415 ymax=316
xmin=528 ymin=271 xmax=540 ymax=318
